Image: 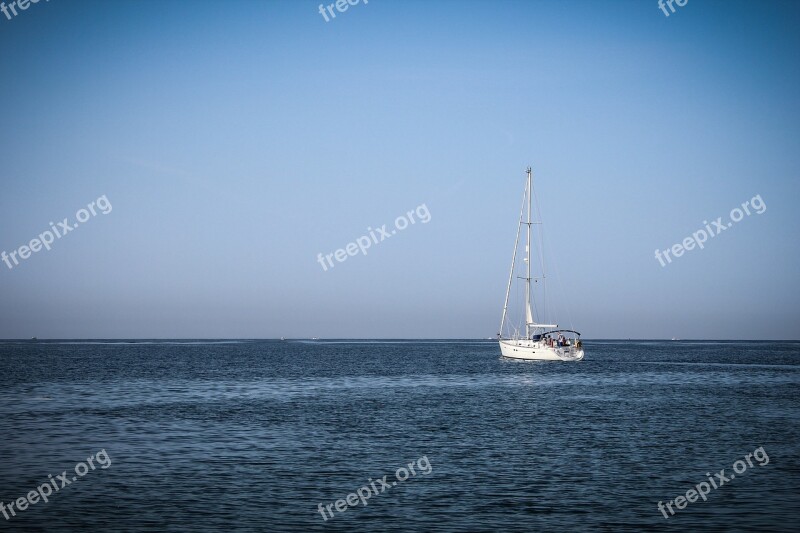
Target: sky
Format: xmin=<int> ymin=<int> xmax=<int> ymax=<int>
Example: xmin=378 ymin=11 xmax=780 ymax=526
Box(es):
xmin=0 ymin=0 xmax=798 ymax=339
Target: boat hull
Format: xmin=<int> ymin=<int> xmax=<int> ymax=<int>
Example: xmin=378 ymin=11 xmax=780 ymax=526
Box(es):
xmin=499 ymin=339 xmax=584 ymax=361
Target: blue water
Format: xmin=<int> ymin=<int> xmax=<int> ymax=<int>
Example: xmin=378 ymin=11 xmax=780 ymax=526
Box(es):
xmin=1 ymin=340 xmax=798 ymax=531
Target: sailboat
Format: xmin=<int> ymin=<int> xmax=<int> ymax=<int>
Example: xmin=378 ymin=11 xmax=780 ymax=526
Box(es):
xmin=498 ymin=167 xmax=584 ymax=361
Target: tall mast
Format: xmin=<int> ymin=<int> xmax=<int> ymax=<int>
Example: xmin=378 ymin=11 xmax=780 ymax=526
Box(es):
xmin=499 ymin=166 xmax=557 ymax=341
xmin=525 ymin=167 xmax=532 ymax=339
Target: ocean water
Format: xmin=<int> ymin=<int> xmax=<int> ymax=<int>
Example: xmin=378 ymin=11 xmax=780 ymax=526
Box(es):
xmin=0 ymin=340 xmax=798 ymax=531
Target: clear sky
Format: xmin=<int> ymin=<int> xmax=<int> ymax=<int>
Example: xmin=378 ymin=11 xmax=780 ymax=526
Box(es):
xmin=1 ymin=0 xmax=798 ymax=339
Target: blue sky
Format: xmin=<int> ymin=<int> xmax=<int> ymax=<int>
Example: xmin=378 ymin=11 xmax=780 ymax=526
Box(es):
xmin=1 ymin=0 xmax=798 ymax=339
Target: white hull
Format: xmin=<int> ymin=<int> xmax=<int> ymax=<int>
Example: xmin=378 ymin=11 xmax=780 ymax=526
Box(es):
xmin=499 ymin=339 xmax=584 ymax=361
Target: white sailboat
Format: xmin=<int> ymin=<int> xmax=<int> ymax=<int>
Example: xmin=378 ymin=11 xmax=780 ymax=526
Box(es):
xmin=498 ymin=167 xmax=584 ymax=361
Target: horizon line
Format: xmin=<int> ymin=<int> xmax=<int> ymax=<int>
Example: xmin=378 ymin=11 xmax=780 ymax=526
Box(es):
xmin=2 ymin=338 xmax=799 ymax=342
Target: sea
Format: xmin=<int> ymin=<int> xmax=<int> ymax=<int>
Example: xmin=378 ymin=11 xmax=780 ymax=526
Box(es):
xmin=0 ymin=340 xmax=798 ymax=531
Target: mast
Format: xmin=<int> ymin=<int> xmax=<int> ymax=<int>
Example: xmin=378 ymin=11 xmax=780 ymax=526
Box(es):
xmin=501 ymin=167 xmax=557 ymax=338
xmin=525 ymin=167 xmax=532 ymax=339
xmin=499 ymin=166 xmax=559 ymax=341
xmin=525 ymin=168 xmax=557 ymax=331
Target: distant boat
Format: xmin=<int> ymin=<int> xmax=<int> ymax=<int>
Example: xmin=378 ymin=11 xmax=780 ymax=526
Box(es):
xmin=498 ymin=167 xmax=584 ymax=362
xmin=280 ymin=337 xmax=286 ymax=341
xmin=31 ymin=337 xmax=37 ymax=340
xmin=311 ymin=337 xmax=319 ymax=340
